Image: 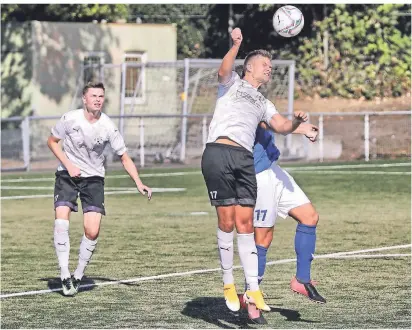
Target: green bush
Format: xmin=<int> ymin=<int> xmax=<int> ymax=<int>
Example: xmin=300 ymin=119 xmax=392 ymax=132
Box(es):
xmin=297 ymin=4 xmax=411 ymax=99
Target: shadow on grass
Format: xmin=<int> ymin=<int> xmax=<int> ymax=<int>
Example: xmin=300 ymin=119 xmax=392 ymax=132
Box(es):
xmin=181 ymin=296 xmax=319 ymax=328
xmin=181 ymin=296 xmax=250 ymax=329
xmin=39 ymin=276 xmax=141 ymax=296
xmin=268 ymin=306 xmax=321 ymax=323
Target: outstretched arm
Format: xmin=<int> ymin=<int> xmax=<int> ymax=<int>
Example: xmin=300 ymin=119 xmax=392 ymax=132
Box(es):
xmin=260 ymin=120 xmax=319 ymax=142
xmin=218 ymin=28 xmax=243 ymax=84
xmin=268 ymin=111 xmax=308 ymax=136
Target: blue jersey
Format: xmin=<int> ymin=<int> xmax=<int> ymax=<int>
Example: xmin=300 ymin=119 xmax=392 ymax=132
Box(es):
xmin=253 ymin=126 xmax=280 ymax=174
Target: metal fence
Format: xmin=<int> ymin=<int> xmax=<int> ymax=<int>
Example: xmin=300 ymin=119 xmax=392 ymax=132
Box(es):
xmin=1 ymin=111 xmax=410 ymax=172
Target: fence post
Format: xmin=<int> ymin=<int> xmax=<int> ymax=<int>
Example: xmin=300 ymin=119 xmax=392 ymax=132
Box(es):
xmin=119 ymin=62 xmax=127 ymax=137
xmin=21 ymin=117 xmax=31 ymax=171
xmin=180 ymin=58 xmax=190 ymax=162
xmin=364 ymin=114 xmax=370 ymax=162
xmin=202 ymin=115 xmax=207 ymax=151
xmin=319 ymin=114 xmax=324 ymax=163
xmin=140 ymin=117 xmax=145 ymax=168
xmin=304 ymin=113 xmax=310 ymax=160
xmin=286 ymin=61 xmax=295 ymax=152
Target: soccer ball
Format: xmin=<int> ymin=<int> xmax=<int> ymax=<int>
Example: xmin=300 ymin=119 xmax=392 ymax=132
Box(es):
xmin=273 ymin=5 xmax=304 ymax=38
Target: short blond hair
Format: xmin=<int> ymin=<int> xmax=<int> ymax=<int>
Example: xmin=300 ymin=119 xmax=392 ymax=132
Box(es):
xmin=242 ymin=50 xmax=272 ymax=78
xmin=82 ymin=82 xmax=105 ymax=95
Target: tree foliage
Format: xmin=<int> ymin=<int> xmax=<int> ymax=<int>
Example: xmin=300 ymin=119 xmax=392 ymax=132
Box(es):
xmin=296 ymin=4 xmax=411 ymax=99
xmin=1 ymin=3 xmax=410 ymax=99
xmin=1 ymin=4 xmax=129 ymax=22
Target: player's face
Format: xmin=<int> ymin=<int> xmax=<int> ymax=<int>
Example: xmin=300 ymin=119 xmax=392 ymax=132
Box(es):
xmin=83 ymin=88 xmax=105 ymax=112
xmin=251 ymin=56 xmax=272 ymax=84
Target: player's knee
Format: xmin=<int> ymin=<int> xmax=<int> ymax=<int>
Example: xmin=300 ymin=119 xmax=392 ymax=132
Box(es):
xmin=305 ymin=210 xmax=319 ymax=226
xmin=84 ymin=229 xmax=99 ymax=241
xmin=255 ymin=227 xmax=273 ymax=248
xmin=235 ymin=219 xmax=253 ymax=234
xmin=219 ymin=222 xmax=235 ymax=232
xmin=55 ymin=206 xmax=71 ymax=220
xmin=257 ymin=234 xmax=272 ymax=248
xmin=263 ymin=230 xmax=274 ymax=247
xmin=218 ymin=216 xmax=235 ymax=232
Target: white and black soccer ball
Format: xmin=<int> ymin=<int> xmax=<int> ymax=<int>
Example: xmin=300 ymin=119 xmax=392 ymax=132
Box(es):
xmin=273 ymin=5 xmax=304 ymax=38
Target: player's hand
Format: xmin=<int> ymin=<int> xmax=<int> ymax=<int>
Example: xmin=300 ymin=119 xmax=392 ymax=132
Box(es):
xmin=137 ymin=184 xmax=152 ymax=201
xmin=67 ymin=164 xmax=81 ymax=178
xmin=294 ymin=111 xmax=308 ymax=123
xmin=304 ymin=124 xmax=319 ymax=142
xmin=231 ymin=28 xmax=243 ymax=47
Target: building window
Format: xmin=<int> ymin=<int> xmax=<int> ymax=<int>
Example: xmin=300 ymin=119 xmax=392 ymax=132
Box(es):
xmin=83 ymin=52 xmax=106 ymax=84
xmin=124 ymin=52 xmax=147 ymax=104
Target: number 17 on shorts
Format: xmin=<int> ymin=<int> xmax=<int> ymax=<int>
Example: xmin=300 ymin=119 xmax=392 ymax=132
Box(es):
xmin=209 ymin=191 xmax=217 ymax=199
xmin=254 ymin=209 xmax=267 ymax=222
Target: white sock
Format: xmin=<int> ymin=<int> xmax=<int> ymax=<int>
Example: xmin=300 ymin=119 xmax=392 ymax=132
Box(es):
xmin=217 ymin=228 xmax=234 ymax=285
xmin=73 ymin=234 xmax=98 ymax=280
xmin=54 ymin=219 xmax=71 ymax=280
xmin=237 ymin=233 xmax=259 ymax=291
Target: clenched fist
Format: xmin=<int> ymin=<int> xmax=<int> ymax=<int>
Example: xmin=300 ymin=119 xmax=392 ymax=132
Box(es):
xmin=231 ymin=28 xmax=243 ymax=47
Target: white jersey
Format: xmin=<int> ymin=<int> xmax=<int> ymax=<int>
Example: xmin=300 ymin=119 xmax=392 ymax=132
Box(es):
xmin=51 ymin=109 xmax=127 ymax=178
xmin=207 ymin=72 xmax=278 ymax=152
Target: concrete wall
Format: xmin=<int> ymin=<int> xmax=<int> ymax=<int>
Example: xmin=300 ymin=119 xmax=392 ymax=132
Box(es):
xmin=30 ymin=21 xmax=177 ymax=117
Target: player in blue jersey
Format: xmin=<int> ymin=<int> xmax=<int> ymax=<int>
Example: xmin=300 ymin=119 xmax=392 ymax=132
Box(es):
xmin=245 ymin=122 xmax=326 ymax=324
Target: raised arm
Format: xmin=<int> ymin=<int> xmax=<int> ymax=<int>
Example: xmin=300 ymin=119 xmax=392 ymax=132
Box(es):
xmin=218 ymin=28 xmax=243 ymax=84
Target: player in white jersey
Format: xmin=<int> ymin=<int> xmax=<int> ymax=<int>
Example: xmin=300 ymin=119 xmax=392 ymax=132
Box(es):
xmin=47 ymin=82 xmax=152 ymax=296
xmin=201 ymin=27 xmax=309 ymax=314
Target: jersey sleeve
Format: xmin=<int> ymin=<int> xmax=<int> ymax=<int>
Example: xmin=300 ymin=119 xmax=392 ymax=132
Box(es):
xmin=108 ymin=124 xmax=127 ymax=156
xmin=217 ymin=71 xmax=240 ymax=97
xmin=51 ymin=114 xmax=67 ymax=139
xmin=263 ymin=99 xmax=279 ymax=124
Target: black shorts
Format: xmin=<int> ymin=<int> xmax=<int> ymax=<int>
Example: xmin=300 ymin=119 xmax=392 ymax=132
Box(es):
xmin=201 ymin=143 xmax=257 ymax=207
xmin=54 ymin=170 xmax=106 ymax=215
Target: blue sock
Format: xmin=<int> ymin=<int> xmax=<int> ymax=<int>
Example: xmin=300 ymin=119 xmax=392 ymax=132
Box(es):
xmin=295 ymin=223 xmax=317 ymax=284
xmin=256 ymin=245 xmax=268 ymax=285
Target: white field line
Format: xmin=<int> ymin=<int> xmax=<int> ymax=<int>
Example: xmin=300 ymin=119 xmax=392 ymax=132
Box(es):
xmin=288 ymin=170 xmax=411 ymax=175
xmin=1 ymin=243 xmax=410 ymax=299
xmin=0 ymin=188 xmax=186 ymax=200
xmin=1 ymin=163 xmax=409 ymax=183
